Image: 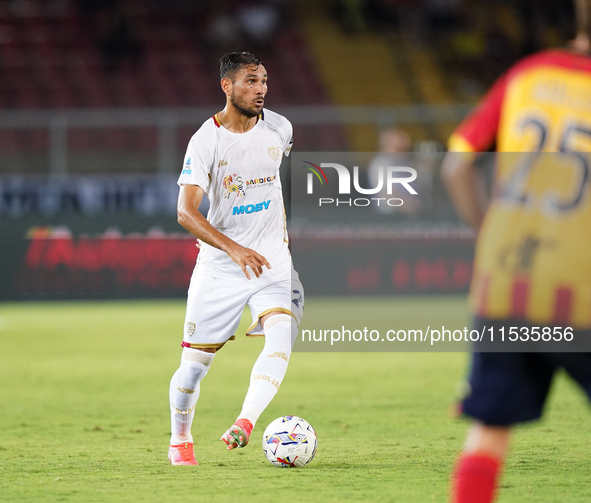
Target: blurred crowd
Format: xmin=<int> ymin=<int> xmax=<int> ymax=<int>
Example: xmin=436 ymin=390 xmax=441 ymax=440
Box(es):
xmin=1 ymin=0 xmax=295 ymax=70
xmin=0 ymin=0 xmax=576 ymax=95
xmin=334 ymin=0 xmax=577 ymax=92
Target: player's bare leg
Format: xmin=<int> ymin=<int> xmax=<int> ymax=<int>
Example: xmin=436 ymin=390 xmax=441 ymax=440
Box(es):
xmin=451 ymin=422 xmax=512 ymax=503
xmin=168 ymin=347 xmax=216 ymax=465
xmin=221 ymin=311 xmax=297 ymax=450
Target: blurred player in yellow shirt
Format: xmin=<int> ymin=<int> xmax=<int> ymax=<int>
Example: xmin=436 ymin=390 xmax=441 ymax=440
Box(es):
xmin=442 ymin=1 xmax=591 ymax=501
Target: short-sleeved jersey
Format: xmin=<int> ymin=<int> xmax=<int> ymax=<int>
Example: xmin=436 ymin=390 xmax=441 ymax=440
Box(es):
xmin=178 ymin=108 xmax=294 ymax=279
xmin=448 ymin=49 xmax=591 ymax=329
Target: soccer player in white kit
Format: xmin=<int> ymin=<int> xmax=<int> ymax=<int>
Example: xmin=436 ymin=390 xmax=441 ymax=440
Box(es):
xmin=167 ymin=52 xmax=304 ymax=465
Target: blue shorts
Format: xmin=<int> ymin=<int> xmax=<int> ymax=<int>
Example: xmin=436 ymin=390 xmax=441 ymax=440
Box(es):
xmin=461 ymin=318 xmax=591 ymax=426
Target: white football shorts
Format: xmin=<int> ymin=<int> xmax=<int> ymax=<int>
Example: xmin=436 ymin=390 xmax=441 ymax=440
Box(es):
xmin=181 ymin=267 xmax=304 ymax=350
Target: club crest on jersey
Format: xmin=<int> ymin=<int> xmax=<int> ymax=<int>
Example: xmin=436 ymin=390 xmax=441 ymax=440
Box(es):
xmin=185 ymin=322 xmax=196 ymax=337
xmin=223 ymin=173 xmax=245 ymax=199
xmin=268 ymin=147 xmax=280 ymax=161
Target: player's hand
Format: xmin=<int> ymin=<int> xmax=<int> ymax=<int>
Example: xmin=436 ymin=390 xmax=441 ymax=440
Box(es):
xmin=226 ymin=244 xmax=271 ymax=279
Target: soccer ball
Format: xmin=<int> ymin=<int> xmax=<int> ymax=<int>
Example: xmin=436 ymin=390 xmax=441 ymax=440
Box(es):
xmin=262 ymin=415 xmax=317 ymax=468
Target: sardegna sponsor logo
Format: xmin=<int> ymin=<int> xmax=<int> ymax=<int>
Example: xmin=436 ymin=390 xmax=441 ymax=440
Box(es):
xmin=223 ymin=173 xmax=246 ymax=199
xmin=245 ymin=175 xmax=276 ymax=188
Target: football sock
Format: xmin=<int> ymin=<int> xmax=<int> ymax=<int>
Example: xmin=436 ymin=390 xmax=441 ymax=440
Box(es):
xmin=238 ymin=314 xmax=296 ymax=426
xmin=452 ymin=453 xmax=501 ymax=503
xmin=169 ymin=348 xmax=215 ymax=445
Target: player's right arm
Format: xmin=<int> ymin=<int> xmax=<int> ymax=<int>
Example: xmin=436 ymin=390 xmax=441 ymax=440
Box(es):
xmin=177 ymin=183 xmax=271 ymax=279
xmin=441 ymin=151 xmax=489 ymax=232
xmin=442 ymin=70 xmax=509 ymax=232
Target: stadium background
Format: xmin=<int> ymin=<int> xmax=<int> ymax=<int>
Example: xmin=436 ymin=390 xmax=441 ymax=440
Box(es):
xmin=0 ymin=0 xmax=577 ymax=300
xmin=3 ymin=2 xmax=591 ymax=502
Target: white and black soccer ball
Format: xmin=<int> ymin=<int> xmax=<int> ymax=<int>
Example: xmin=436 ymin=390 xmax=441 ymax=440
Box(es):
xmin=262 ymin=415 xmax=317 ymax=468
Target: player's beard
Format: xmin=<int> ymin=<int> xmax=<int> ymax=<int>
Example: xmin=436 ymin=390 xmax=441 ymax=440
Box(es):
xmin=230 ymin=90 xmax=263 ymax=118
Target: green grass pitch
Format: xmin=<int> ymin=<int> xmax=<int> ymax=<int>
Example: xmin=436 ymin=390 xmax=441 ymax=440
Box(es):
xmin=1 ymin=297 xmax=590 ymax=502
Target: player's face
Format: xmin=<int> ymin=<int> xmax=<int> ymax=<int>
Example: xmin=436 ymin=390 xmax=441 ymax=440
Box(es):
xmin=229 ymin=65 xmax=267 ymax=118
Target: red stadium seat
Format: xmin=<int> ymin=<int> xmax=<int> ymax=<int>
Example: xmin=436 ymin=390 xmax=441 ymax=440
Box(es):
xmin=0 ymin=8 xmax=329 ymax=111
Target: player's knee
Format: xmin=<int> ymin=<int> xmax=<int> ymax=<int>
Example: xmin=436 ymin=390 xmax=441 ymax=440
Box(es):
xmin=465 ymin=422 xmax=511 ymax=459
xmin=181 ymin=347 xmax=215 ymax=371
xmin=265 ymin=313 xmax=299 ymax=348
xmin=172 ymin=348 xmax=215 ymax=389
xmin=263 ymin=313 xmax=296 ymax=352
xmin=262 ymin=313 xmax=291 ymax=331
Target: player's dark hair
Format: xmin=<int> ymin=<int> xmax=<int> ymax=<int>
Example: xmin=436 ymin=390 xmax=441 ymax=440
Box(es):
xmin=220 ymin=52 xmax=264 ymax=82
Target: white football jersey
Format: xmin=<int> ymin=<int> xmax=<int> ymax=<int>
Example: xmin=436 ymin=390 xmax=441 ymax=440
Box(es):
xmin=178 ymin=108 xmax=293 ymax=279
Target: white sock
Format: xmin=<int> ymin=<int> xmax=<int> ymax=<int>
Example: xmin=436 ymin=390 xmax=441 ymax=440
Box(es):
xmin=169 ymin=348 xmax=215 ymax=445
xmin=238 ymin=314 xmax=297 ymax=427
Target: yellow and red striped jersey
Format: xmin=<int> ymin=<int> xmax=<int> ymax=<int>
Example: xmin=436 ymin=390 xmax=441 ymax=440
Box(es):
xmin=449 ymin=49 xmax=591 ymax=328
